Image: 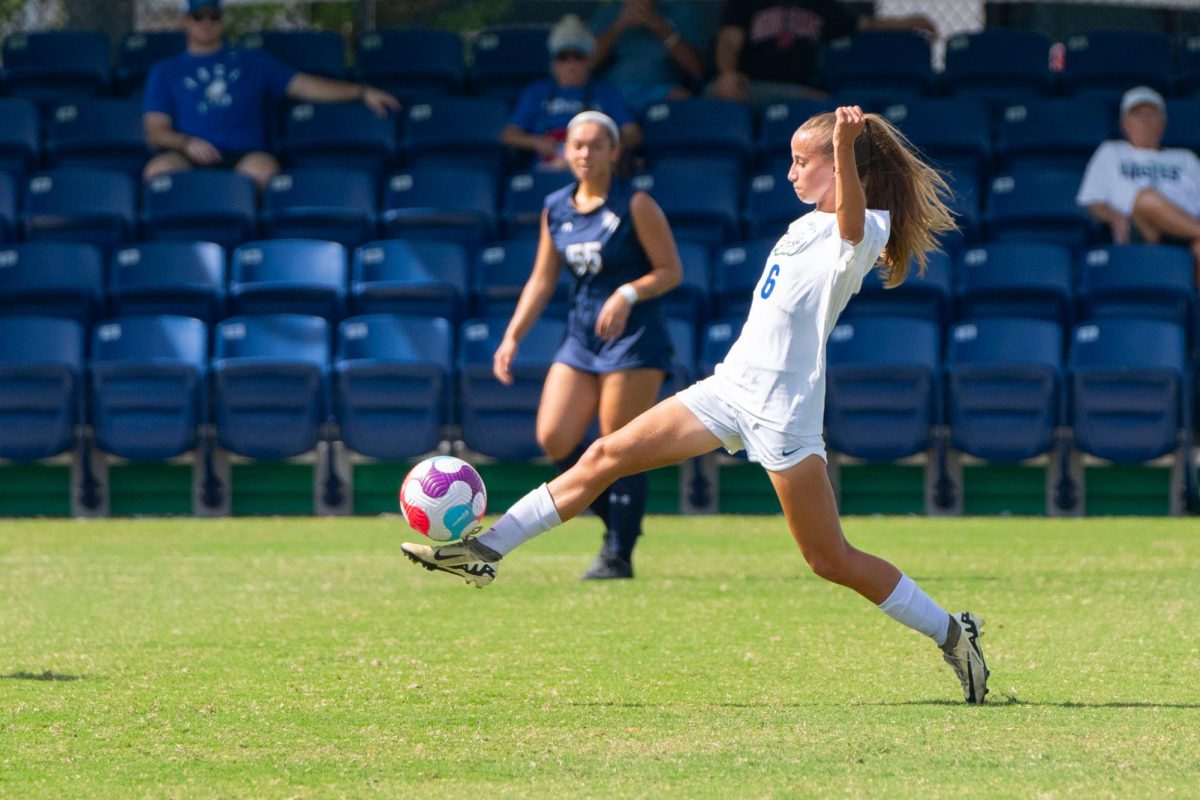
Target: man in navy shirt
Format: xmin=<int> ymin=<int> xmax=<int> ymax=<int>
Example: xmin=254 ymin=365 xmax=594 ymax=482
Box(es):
xmin=143 ymin=0 xmax=400 ymax=190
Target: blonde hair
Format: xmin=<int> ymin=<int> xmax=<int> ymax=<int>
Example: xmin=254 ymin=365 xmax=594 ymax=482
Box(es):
xmin=797 ymin=112 xmax=957 ymax=287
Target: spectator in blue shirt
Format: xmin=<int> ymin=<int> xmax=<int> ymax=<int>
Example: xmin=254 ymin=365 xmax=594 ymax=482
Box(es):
xmin=589 ymin=0 xmax=707 ymax=113
xmin=501 ymin=14 xmax=642 ymax=172
xmin=142 ymin=0 xmax=400 ymax=190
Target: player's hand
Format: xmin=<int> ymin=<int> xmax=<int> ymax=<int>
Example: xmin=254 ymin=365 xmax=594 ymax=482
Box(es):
xmin=1109 ymin=216 xmax=1131 ymax=245
xmin=832 ymin=105 xmax=866 ymax=151
xmin=595 ymin=291 xmax=633 ymax=340
xmin=493 ymin=338 xmax=518 ymax=386
xmin=183 ymin=135 xmax=221 ymax=165
xmin=363 ymin=86 xmax=402 ymax=117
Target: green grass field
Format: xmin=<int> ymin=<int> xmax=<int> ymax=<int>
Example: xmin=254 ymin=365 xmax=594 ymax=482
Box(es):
xmin=1 ymin=515 xmax=1198 ymax=799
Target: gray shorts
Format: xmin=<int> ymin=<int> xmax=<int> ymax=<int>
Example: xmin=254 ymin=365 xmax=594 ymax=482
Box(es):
xmin=676 ymin=376 xmax=826 ymax=472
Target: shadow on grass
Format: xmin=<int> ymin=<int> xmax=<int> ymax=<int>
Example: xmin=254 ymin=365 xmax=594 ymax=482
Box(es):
xmin=876 ymin=696 xmax=1200 ymax=709
xmin=2 ymin=670 xmax=83 ymax=682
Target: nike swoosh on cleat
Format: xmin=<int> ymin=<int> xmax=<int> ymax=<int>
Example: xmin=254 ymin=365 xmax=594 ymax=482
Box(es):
xmin=432 ymin=549 xmax=464 ymax=562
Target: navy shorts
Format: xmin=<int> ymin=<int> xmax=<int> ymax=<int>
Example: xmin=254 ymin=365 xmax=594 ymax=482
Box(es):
xmin=554 ymin=311 xmax=673 ymax=375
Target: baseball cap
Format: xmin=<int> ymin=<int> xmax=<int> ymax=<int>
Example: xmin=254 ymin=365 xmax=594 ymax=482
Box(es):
xmin=186 ymin=0 xmax=221 ymax=12
xmin=1120 ymin=86 xmax=1165 ymax=115
xmin=547 ymin=14 xmax=595 ymax=57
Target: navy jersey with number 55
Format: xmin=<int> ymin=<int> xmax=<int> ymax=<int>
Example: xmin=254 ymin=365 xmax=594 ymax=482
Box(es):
xmin=543 ymin=180 xmax=673 ymax=374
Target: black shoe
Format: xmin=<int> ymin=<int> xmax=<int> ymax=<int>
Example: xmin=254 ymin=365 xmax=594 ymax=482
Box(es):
xmin=581 ymin=554 xmax=633 ymax=580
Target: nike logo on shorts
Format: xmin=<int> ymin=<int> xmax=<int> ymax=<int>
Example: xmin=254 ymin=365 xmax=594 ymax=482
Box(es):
xmin=781 ymin=447 xmax=801 ymax=457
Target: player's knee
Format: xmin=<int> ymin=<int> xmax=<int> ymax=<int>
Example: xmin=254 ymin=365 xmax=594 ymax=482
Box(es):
xmin=804 ymin=548 xmax=851 ymax=586
xmin=537 ymin=431 xmax=579 ymax=463
xmin=578 ymin=436 xmax=623 ymax=482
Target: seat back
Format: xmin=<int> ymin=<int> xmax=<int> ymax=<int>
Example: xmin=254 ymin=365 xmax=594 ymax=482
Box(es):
xmin=116 ymin=31 xmax=185 ymax=94
xmin=942 ymin=29 xmax=1053 ymax=100
xmin=23 ymin=167 xmax=136 ymax=246
xmin=282 ymin=102 xmax=397 ymax=172
xmin=261 ymin=167 xmax=378 ymax=248
xmin=714 ymin=239 xmax=775 ymax=320
xmin=229 ymin=239 xmax=348 ymax=320
xmin=380 ymin=166 xmax=498 ymax=248
xmin=843 ymin=250 xmax=953 ymax=328
xmin=502 ymin=171 xmax=573 ymax=238
xmin=1061 ymin=30 xmax=1172 ymax=98
xmin=661 ymin=241 xmax=711 ymax=323
xmin=956 ymin=242 xmax=1074 ymax=323
xmin=742 ymin=172 xmax=813 ymax=242
xmin=356 ymin=28 xmax=465 ymax=100
xmin=826 ymin=316 xmax=941 ymax=460
xmin=45 ymin=98 xmax=149 ymax=175
xmin=2 ymin=31 xmax=110 ymax=100
xmin=1077 ymin=245 xmax=1197 ymax=330
xmin=632 ymin=167 xmax=739 ymax=251
xmin=0 ymin=98 xmax=40 ymax=177
xmin=401 ymin=96 xmax=510 ymax=175
xmin=0 ymin=315 xmax=84 ymax=460
xmin=994 ymin=98 xmax=1113 ymax=172
xmin=641 ymin=99 xmax=754 ymax=174
xmin=242 ymin=30 xmax=345 ymax=78
xmin=823 ymin=31 xmax=932 ymax=95
xmin=140 ymin=169 xmax=257 ymax=249
xmin=0 ymin=241 xmax=104 ymax=323
xmin=108 ymin=241 xmax=226 ymax=323
xmin=350 ymin=239 xmax=469 ymax=323
xmin=473 ymin=238 xmax=569 ymax=318
xmin=880 ymin=98 xmax=991 ymax=176
xmin=469 ymin=26 xmax=552 ymax=101
xmin=986 ymin=167 xmax=1093 ymax=249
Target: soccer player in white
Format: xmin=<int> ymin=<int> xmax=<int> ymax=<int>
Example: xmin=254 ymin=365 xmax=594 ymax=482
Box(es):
xmin=403 ymin=106 xmax=991 ymax=704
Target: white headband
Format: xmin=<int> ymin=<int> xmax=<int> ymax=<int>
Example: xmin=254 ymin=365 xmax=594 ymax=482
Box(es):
xmin=567 ymin=111 xmax=620 ymax=148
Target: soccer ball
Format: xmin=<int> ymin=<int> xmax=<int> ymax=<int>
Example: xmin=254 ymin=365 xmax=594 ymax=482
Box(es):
xmin=398 ymin=456 xmax=487 ymax=542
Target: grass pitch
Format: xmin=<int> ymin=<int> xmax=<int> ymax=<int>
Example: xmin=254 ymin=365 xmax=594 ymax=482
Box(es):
xmin=1 ymin=514 xmax=1198 ymax=799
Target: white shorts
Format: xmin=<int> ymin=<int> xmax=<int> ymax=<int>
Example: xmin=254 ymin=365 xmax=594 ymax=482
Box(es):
xmin=676 ymin=376 xmax=826 ymax=472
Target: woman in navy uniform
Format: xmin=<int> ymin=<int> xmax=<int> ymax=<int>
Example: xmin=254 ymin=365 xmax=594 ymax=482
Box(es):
xmin=493 ymin=110 xmax=683 ymax=579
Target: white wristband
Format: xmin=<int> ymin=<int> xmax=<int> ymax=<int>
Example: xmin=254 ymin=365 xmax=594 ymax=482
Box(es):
xmin=616 ymin=284 xmax=638 ymax=305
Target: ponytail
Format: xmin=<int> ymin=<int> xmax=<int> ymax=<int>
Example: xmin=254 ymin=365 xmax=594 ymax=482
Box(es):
xmin=797 ymin=112 xmax=957 ymax=287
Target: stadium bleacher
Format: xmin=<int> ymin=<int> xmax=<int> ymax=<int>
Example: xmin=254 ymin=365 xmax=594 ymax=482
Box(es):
xmin=0 ymin=21 xmax=1197 ymax=517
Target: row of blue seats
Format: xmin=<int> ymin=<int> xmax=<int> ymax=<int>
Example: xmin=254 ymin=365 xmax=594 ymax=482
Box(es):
xmin=0 ymin=312 xmax=1192 ymax=470
xmin=9 ymin=93 xmax=1200 ymax=184
xmin=3 ymin=237 xmax=1194 ymax=336
xmin=0 ymin=162 xmax=1103 ymax=253
xmin=8 ymin=27 xmax=1200 ymax=104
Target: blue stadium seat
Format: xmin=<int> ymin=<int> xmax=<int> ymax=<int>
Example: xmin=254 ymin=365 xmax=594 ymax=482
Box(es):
xmin=880 ymin=98 xmax=991 ymax=182
xmin=0 ymin=98 xmax=39 ymax=178
xmin=700 ymin=317 xmax=742 ymax=377
xmin=212 ymin=314 xmax=331 ymax=459
xmin=473 ymin=239 xmax=569 ymax=319
xmin=941 ymin=29 xmax=1053 ymax=101
xmin=241 ymin=30 xmax=345 ymax=78
xmin=714 ymin=239 xmax=775 ymax=320
xmin=1 ymin=31 xmax=110 ymax=101
xmin=401 ymin=97 xmax=510 ymax=175
xmin=944 ymin=168 xmax=981 ymax=252
xmin=661 ymin=241 xmax=711 ymax=323
xmin=956 ymin=243 xmax=1074 ymax=323
xmin=640 ymin=99 xmax=754 ymax=175
xmin=1162 ymin=99 xmax=1200 ymax=153
xmin=985 ymin=168 xmax=1094 ymax=249
xmin=0 ymin=315 xmax=84 ymax=461
xmin=260 ymin=167 xmax=377 ymax=248
xmin=1077 ymin=245 xmax=1196 ymax=331
xmin=356 ymin=28 xmax=465 ymax=102
xmin=632 ymin=167 xmax=740 ymax=251
xmin=756 ymin=99 xmax=838 ymax=172
xmin=90 ymin=315 xmax=208 ymax=460
xmin=469 ymin=26 xmax=552 ymax=102
xmin=45 ymin=98 xmax=149 ymax=176
xmin=743 ymin=172 xmax=813 ymax=241
xmin=108 ymin=242 xmax=226 ymax=324
xmin=334 ymin=314 xmax=453 ymax=459
xmin=140 ymin=170 xmax=257 ymax=249
xmin=350 ymin=239 xmax=469 ymax=324
xmin=281 ymin=102 xmax=397 ymax=173
xmin=1070 ymin=318 xmax=1190 ymax=462
xmin=0 ymin=172 xmax=14 ymax=243
xmin=994 ymin=98 xmax=1112 ymax=173
xmin=115 ymin=31 xmax=185 ymax=95
xmin=822 ymin=32 xmax=932 ymax=96
xmin=22 ymin=168 xmax=136 ymax=246
xmin=229 ymin=239 xmax=347 ymax=321
xmin=825 ymin=316 xmax=941 ymax=460
xmin=660 ymin=317 xmax=697 ymax=400
xmin=0 ymin=242 xmax=104 ymax=323
xmin=1061 ymin=31 xmax=1172 ymax=99
xmin=458 ymin=315 xmax=564 ymax=459
xmin=380 ymin=166 xmax=498 ymax=248
xmin=843 ymin=250 xmax=954 ymax=328
xmin=1178 ymin=34 xmax=1200 ymax=98
xmin=946 ymin=317 xmax=1064 ymax=462
xmin=502 ymin=171 xmax=573 ymax=239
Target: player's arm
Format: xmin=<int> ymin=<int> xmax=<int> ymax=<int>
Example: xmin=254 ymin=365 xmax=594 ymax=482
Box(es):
xmin=494 ymin=210 xmax=564 ymax=384
xmin=833 ymin=105 xmax=867 ymax=245
xmin=594 ymin=191 xmax=682 ymax=340
xmin=285 ymin=73 xmax=401 ymax=117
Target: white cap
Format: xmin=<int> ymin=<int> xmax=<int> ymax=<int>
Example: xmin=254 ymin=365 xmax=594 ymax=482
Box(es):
xmin=1120 ymin=86 xmax=1165 ymax=115
xmin=547 ymin=14 xmax=595 ymax=57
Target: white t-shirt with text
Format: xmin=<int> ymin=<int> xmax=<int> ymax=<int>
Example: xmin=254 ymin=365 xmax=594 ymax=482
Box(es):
xmin=711 ymin=209 xmax=891 ymax=436
xmin=1076 ymin=140 xmax=1200 ymax=217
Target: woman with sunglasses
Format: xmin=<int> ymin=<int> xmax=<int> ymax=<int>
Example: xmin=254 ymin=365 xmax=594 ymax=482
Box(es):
xmin=501 ymin=15 xmax=643 ymax=172
xmin=143 ymin=0 xmax=400 ymax=192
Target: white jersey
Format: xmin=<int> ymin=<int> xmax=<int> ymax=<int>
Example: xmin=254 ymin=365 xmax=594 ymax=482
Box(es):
xmin=712 ymin=209 xmax=890 ymax=435
xmin=1076 ymin=140 xmax=1200 ymax=217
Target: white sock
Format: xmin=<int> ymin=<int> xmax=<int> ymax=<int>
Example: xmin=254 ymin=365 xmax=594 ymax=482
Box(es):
xmin=474 ymin=483 xmax=563 ymax=556
xmin=877 ymin=574 xmax=951 ymax=646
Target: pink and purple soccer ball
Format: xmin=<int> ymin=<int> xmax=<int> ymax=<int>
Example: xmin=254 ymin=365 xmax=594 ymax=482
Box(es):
xmin=398 ymin=456 xmax=487 ymax=542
